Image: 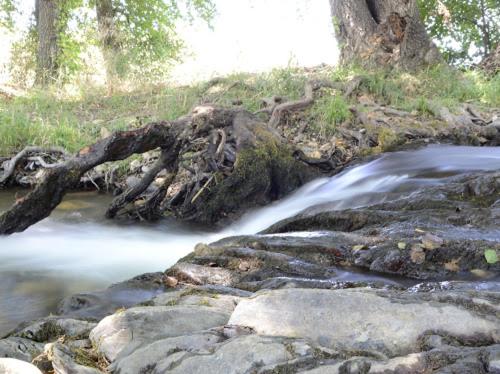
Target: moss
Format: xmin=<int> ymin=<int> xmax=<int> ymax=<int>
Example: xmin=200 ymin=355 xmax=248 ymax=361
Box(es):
xmin=197 ymin=298 xmax=211 ymax=307
xmin=197 ymin=139 xmax=315 ymax=224
xmin=72 ymin=347 xmax=99 ymax=369
xmin=179 ymin=288 xmax=219 ymax=298
xmin=20 ymin=321 xmax=66 ymax=342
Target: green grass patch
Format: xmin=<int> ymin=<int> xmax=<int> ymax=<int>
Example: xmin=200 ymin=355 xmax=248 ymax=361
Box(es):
xmin=0 ymin=64 xmax=498 ymax=156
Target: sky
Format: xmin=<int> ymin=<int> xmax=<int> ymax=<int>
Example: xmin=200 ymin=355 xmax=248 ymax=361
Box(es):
xmin=171 ymin=0 xmax=338 ymax=83
xmin=0 ymin=0 xmax=338 ymax=85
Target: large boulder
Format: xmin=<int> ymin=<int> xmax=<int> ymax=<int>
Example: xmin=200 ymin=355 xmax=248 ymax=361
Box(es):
xmin=229 ymin=288 xmax=499 ymax=357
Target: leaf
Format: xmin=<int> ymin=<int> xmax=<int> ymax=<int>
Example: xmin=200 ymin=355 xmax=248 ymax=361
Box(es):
xmin=352 ymin=245 xmax=367 ymax=252
xmin=484 ymin=249 xmax=498 ymax=264
xmin=398 ymin=242 xmax=407 ymax=250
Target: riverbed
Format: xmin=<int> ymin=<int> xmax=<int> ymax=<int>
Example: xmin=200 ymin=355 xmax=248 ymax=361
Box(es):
xmin=1 ymin=144 xmax=500 ymax=336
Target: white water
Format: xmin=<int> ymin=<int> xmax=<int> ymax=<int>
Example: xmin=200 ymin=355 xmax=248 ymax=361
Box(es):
xmin=1 ymin=145 xmax=500 ymax=334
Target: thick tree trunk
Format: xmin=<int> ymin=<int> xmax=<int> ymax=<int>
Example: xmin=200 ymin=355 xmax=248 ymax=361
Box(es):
xmin=96 ymin=0 xmax=120 ymax=89
xmin=330 ymin=0 xmax=441 ymax=70
xmin=35 ymin=0 xmax=59 ymax=86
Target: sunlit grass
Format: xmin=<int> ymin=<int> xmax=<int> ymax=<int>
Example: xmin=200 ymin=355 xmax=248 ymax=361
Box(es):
xmin=0 ymin=64 xmax=498 ymax=156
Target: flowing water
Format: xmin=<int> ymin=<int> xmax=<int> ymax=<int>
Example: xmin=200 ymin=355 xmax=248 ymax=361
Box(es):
xmin=1 ymin=144 xmax=500 ymax=335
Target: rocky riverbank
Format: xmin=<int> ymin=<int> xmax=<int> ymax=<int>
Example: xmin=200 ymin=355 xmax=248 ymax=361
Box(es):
xmin=1 ymin=161 xmax=499 ymax=373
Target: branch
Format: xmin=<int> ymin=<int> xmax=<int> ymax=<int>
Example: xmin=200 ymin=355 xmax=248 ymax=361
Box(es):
xmin=0 ymin=146 xmax=70 ymax=185
xmin=0 ymin=122 xmax=177 ymax=235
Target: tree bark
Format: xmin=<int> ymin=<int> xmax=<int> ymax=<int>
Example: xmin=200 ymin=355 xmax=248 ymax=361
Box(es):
xmin=35 ymin=0 xmax=59 ymax=86
xmin=96 ymin=0 xmax=120 ymax=89
xmin=329 ymin=0 xmax=441 ymax=70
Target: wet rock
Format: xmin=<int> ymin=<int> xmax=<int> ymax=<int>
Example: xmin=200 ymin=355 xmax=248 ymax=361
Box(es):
xmin=89 ymin=305 xmax=230 ymax=362
xmin=0 ymin=337 xmax=44 ymax=361
xmin=228 ymin=288 xmax=499 ymax=357
xmin=0 ymin=358 xmax=42 ymax=374
xmin=58 ymin=272 xmax=166 ymax=320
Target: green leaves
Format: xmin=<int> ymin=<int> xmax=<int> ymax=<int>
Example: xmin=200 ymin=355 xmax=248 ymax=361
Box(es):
xmin=418 ymin=0 xmax=500 ymax=66
xmin=484 ymin=249 xmax=498 ymax=264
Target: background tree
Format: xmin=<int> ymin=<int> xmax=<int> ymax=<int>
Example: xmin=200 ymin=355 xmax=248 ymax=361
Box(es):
xmin=419 ymin=0 xmax=500 ymax=66
xmin=1 ymin=0 xmax=215 ymax=87
xmin=92 ymin=0 xmax=215 ymax=85
xmin=329 ymin=0 xmax=442 ymax=70
xmin=34 ymin=0 xmax=59 ymax=85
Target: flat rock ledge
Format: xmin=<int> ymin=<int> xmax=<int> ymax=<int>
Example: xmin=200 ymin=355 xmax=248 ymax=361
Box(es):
xmin=0 ymin=279 xmax=499 ymax=374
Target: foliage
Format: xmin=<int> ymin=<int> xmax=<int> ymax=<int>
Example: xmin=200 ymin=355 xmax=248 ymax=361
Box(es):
xmin=484 ymin=249 xmax=498 ymax=264
xmin=311 ymin=95 xmax=351 ymax=138
xmin=97 ymin=0 xmax=215 ymax=80
xmin=0 ymin=0 xmax=16 ymax=29
xmin=418 ymin=0 xmax=500 ymax=66
xmin=1 ymin=0 xmax=215 ymax=85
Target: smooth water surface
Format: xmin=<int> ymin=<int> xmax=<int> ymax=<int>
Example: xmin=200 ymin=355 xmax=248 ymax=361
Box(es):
xmin=1 ymin=145 xmax=500 ymax=335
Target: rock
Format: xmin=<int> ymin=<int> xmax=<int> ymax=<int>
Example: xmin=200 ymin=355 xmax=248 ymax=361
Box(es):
xmin=421 ymin=233 xmax=444 ymax=250
xmin=90 ymin=306 xmax=230 ymax=362
xmin=0 ymin=358 xmax=42 ymax=374
xmin=128 ymin=160 xmax=141 ymax=173
xmin=49 ymin=342 xmax=103 ymax=374
xmin=163 ymin=276 xmax=178 ymax=288
xmin=228 ymin=288 xmax=499 ymax=357
xmin=150 ymin=289 xmax=241 ymax=314
xmin=410 ymin=244 xmax=426 ymax=264
xmin=167 ymin=262 xmax=237 ymax=286
xmin=0 ymin=337 xmax=44 ymax=361
xmin=10 ymin=318 xmax=96 ymax=343
xmin=109 ymin=331 xmax=224 ymax=374
xmin=164 ymin=335 xmax=311 ymax=374
xmin=58 ymin=272 xmax=166 ymax=320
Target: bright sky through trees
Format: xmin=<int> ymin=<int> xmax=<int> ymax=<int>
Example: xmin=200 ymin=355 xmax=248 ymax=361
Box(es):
xmin=0 ymin=0 xmax=338 ymax=85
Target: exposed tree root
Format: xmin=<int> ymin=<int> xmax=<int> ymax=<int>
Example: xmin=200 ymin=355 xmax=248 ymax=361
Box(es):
xmin=268 ymin=80 xmax=341 ymax=128
xmin=0 ymin=102 xmax=335 ymax=235
xmin=0 ymin=146 xmax=70 ymax=186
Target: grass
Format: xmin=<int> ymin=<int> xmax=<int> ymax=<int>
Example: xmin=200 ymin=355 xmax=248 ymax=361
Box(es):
xmin=0 ymin=64 xmax=498 ymax=156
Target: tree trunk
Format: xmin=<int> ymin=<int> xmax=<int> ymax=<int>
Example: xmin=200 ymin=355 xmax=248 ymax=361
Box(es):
xmin=96 ymin=0 xmax=120 ymax=89
xmin=330 ymin=0 xmax=441 ymax=70
xmin=35 ymin=0 xmax=59 ymax=86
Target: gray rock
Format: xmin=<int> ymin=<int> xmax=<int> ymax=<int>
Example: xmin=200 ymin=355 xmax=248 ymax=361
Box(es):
xmin=229 ymin=288 xmax=499 ymax=357
xmin=151 ymin=289 xmax=241 ymax=313
xmin=0 ymin=337 xmax=44 ymax=362
xmin=165 ymin=335 xmax=310 ymax=374
xmin=90 ymin=306 xmax=230 ymax=361
xmin=49 ymin=342 xmax=103 ymax=374
xmin=58 ymin=272 xmax=166 ymax=320
xmin=167 ymin=262 xmax=237 ymax=286
xmin=0 ymin=358 xmax=42 ymax=374
xmin=11 ymin=318 xmax=96 ymax=343
xmin=110 ymin=331 xmax=224 ymax=374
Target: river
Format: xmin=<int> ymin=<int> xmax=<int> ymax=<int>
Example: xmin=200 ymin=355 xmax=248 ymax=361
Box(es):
xmin=1 ymin=144 xmax=500 ymax=336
